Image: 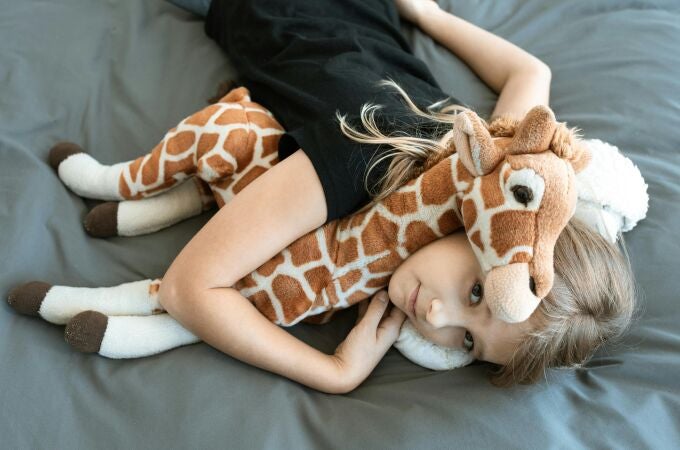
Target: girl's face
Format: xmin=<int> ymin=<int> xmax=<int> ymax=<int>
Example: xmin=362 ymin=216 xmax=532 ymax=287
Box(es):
xmin=387 ymin=231 xmax=535 ymax=365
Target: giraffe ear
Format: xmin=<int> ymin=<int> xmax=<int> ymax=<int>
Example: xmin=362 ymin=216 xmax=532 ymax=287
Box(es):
xmin=453 ymin=111 xmax=505 ymax=176
xmin=549 ymin=122 xmax=592 ymax=173
xmin=508 ymin=105 xmax=557 ymax=155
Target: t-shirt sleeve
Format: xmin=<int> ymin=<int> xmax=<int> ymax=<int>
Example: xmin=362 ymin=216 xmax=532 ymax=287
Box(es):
xmin=278 ymin=115 xmax=392 ymax=224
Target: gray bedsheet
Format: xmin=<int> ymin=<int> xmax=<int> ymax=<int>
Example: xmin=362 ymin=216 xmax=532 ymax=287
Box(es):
xmin=2 ymin=0 xmax=679 ymax=448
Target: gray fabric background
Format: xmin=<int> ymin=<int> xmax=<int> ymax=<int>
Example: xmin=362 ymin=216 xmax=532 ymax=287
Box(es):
xmin=1 ymin=0 xmax=679 ymax=448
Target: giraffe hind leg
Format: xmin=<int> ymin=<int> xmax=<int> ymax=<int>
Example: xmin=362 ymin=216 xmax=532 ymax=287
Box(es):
xmin=83 ymin=178 xmax=215 ymax=237
xmin=7 ymin=279 xmax=164 ymax=325
xmin=65 ymin=311 xmax=200 ymax=358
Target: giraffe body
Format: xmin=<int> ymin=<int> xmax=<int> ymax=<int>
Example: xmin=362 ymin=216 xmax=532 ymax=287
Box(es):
xmin=9 ymin=86 xmax=591 ymax=360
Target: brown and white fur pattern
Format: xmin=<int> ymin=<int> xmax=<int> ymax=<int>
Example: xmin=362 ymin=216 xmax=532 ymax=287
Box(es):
xmin=8 ymin=87 xmax=590 ymax=360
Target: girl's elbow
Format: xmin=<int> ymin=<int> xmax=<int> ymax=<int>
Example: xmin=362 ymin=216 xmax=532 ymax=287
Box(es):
xmin=158 ymin=272 xmax=203 ymax=316
xmin=528 ymin=58 xmax=552 ymax=82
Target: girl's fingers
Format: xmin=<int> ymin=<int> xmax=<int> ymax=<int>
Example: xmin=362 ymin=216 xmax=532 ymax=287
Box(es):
xmin=363 ymin=291 xmax=390 ymax=329
xmin=377 ymin=306 xmax=407 ymax=344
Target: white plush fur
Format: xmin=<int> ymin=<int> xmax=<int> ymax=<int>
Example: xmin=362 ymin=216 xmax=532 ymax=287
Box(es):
xmin=40 ymin=280 xmax=161 ymax=325
xmin=99 ymin=314 xmax=199 ymax=359
xmin=58 ymin=153 xmax=127 ymax=200
xmin=117 ymin=179 xmax=205 ymax=236
xmin=574 ymin=139 xmax=649 ymax=242
xmin=394 ymin=321 xmax=474 ymax=370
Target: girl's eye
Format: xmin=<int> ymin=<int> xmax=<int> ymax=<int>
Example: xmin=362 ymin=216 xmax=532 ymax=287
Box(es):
xmin=470 ymin=282 xmax=483 ymax=304
xmin=463 ymin=331 xmax=474 ymax=351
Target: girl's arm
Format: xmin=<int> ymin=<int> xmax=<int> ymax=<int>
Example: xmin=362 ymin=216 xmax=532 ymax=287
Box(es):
xmin=399 ymin=0 xmax=552 ymax=119
xmin=158 ymin=150 xmax=398 ymax=394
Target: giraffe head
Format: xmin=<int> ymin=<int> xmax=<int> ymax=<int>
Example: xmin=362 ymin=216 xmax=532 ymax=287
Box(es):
xmin=446 ymin=105 xmax=591 ymax=323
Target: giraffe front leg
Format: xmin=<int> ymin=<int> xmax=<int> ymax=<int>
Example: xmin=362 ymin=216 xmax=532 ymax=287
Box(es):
xmin=83 ymin=178 xmax=215 ymax=238
xmin=7 ymin=279 xmax=164 ymax=325
xmin=64 ymin=311 xmax=199 ymax=358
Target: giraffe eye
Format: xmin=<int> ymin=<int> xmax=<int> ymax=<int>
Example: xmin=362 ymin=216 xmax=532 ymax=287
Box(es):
xmin=511 ymin=185 xmax=533 ymax=205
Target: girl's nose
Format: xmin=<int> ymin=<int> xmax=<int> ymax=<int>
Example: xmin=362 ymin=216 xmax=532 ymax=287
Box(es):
xmin=425 ymin=298 xmax=464 ymax=328
xmin=425 ymin=297 xmax=491 ymax=329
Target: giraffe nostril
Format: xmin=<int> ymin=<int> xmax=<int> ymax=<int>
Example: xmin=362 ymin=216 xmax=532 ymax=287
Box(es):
xmin=529 ymin=277 xmax=536 ymax=295
xmin=511 ymin=185 xmax=533 ymax=206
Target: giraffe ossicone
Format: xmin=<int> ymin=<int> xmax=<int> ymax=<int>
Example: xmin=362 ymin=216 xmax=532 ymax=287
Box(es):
xmin=8 ymin=86 xmax=591 ymax=363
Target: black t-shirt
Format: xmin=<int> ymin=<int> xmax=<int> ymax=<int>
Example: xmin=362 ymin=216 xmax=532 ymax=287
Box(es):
xmin=204 ymin=0 xmax=459 ymax=223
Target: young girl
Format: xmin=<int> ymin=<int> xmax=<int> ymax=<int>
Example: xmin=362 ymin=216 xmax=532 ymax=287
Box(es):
xmin=10 ymin=0 xmax=637 ymax=393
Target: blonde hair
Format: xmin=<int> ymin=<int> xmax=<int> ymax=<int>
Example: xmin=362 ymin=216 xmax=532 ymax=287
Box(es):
xmin=336 ymin=78 xmax=468 ymax=212
xmin=337 ymin=80 xmax=637 ymax=386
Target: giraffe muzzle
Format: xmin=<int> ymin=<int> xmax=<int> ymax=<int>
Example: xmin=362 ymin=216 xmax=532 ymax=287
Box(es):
xmin=484 ymin=263 xmax=541 ymax=323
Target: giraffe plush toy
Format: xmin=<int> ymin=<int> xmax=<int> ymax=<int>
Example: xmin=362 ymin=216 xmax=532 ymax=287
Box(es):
xmin=8 ymin=86 xmax=592 ymax=362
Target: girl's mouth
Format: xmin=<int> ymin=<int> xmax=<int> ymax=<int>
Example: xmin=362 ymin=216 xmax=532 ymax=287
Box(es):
xmin=408 ymin=283 xmax=420 ymax=319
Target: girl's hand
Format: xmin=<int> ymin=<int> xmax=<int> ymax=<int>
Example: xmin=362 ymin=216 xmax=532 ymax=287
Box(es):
xmin=331 ymin=290 xmax=407 ymax=392
xmin=393 ymin=0 xmax=440 ymax=25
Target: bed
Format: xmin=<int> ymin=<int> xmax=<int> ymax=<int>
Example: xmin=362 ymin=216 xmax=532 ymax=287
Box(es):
xmin=2 ymin=0 xmax=679 ymax=447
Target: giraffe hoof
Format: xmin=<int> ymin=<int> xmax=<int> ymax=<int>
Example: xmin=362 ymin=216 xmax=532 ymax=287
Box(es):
xmin=84 ymin=202 xmax=119 ymax=238
xmin=65 ymin=311 xmax=108 ymax=353
xmin=7 ymin=281 xmax=52 ymax=316
xmin=48 ymin=142 xmax=86 ymax=171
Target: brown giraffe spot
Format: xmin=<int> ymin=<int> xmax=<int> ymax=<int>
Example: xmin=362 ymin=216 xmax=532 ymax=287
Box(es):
xmin=336 ymin=237 xmax=359 ymax=268
xmin=118 ymin=176 xmax=132 ymax=199
xmin=470 ymin=230 xmax=484 ymax=251
xmin=339 ymin=270 xmax=362 ymax=292
xmin=403 ymin=221 xmax=438 ymax=254
xmin=455 ymin=196 xmax=463 ymax=213
xmin=128 ymin=155 xmax=144 ymax=183
xmin=203 ymin=154 xmax=234 ymax=179
xmin=456 ymin=158 xmax=474 ymax=185
xmin=361 ymin=213 xmax=399 ymax=256
xmin=438 ymin=209 xmax=462 ymax=234
xmin=511 ymin=251 xmax=532 ymax=263
xmin=164 ymin=154 xmax=195 ymax=178
xmin=322 ymin=223 xmax=339 ymax=257
xmin=304 ymin=266 xmax=332 ymax=294
xmin=166 ymin=131 xmax=196 ymax=156
xmin=249 ymin=290 xmax=277 ymax=322
xmin=233 ymin=166 xmax=267 ymax=194
xmin=148 ymin=282 xmax=160 ymax=295
xmin=196 ymin=133 xmax=220 ymax=159
xmin=288 ymin=236 xmax=323 ymax=266
xmin=215 ymin=108 xmax=246 ymax=126
xmin=461 ymin=199 xmax=477 ymax=231
xmin=141 ymin=148 xmax=162 ymax=186
xmin=347 ymin=290 xmax=370 ymax=306
xmin=213 ymin=177 xmax=234 ymax=190
xmin=261 ymin=134 xmax=280 ymax=157
xmin=480 ymin=172 xmax=505 ymax=209
xmin=256 ymin=253 xmax=284 ymax=277
xmin=366 ymin=275 xmax=391 ymax=288
xmin=348 ymin=211 xmax=368 ymax=229
xmin=325 ymin=283 xmax=340 ymax=306
xmin=214 ymin=194 xmax=226 ymax=208
xmin=367 ymin=249 xmax=402 ymax=273
xmin=234 ymin=274 xmax=257 ymax=290
xmin=185 ymin=104 xmax=221 ymax=127
xmin=421 ymin=161 xmax=455 ymax=205
xmin=490 ymin=210 xmax=535 ymax=257
xmin=383 ymin=191 xmax=418 ymax=215
xmin=222 ymin=128 xmax=252 ymax=171
xmin=271 ymin=275 xmax=312 ymax=323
